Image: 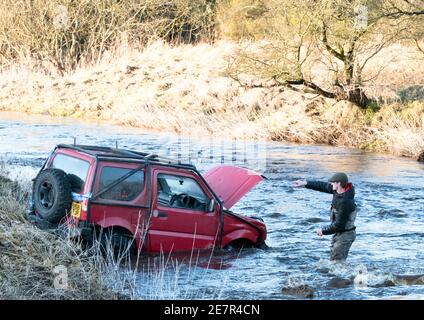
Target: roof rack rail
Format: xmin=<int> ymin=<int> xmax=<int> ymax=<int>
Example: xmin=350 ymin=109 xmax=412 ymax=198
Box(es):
xmin=56 ymin=144 xmax=196 ymax=169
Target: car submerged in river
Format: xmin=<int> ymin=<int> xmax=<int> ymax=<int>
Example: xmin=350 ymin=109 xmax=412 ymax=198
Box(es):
xmin=28 ymin=144 xmax=267 ymax=255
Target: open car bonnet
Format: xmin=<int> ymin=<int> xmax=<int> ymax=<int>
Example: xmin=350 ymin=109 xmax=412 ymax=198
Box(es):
xmin=203 ymin=165 xmax=264 ymax=209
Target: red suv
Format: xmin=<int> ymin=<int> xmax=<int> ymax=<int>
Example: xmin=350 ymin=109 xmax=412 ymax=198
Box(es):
xmin=29 ymin=144 xmax=267 ymax=254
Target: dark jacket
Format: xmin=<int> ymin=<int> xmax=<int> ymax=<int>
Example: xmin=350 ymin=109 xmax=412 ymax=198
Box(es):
xmin=305 ymin=181 xmax=357 ymax=235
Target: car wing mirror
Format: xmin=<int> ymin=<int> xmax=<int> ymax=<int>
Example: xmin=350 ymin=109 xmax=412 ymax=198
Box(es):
xmin=207 ymin=199 xmax=215 ymax=212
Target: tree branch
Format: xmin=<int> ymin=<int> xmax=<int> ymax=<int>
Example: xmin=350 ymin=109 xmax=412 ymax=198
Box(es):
xmin=321 ymin=23 xmax=345 ymax=61
xmin=228 ymin=71 xmax=336 ymax=99
xmin=414 ymin=39 xmax=424 ymax=56
xmin=285 ymin=79 xmax=336 ymax=98
xmin=383 ymin=0 xmax=424 ymax=18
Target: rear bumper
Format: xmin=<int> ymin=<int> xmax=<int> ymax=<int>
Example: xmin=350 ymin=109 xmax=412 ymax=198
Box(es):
xmin=25 ymin=209 xmax=57 ymax=230
xmin=66 ymin=225 xmax=93 ymax=240
xmin=26 ymin=209 xmax=93 ymax=240
xmin=64 ymin=216 xmax=93 ymax=239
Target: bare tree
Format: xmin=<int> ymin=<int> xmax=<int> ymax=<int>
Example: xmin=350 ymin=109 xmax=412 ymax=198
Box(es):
xmin=226 ymin=0 xmax=423 ymax=108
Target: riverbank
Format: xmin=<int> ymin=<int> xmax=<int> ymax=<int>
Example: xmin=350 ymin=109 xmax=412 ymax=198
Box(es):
xmin=1 ymin=41 xmax=423 ymax=160
xmin=0 ymin=166 xmax=119 ymax=299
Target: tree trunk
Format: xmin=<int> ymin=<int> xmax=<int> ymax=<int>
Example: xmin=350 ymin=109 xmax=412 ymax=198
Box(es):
xmin=418 ymin=150 xmax=424 ymax=162
xmin=347 ymin=87 xmax=369 ymax=108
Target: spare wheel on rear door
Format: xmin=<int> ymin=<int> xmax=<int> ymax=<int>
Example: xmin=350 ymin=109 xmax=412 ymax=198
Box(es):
xmin=33 ymin=168 xmax=72 ymax=224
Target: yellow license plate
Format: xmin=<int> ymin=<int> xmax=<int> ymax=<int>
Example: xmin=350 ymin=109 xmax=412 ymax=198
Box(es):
xmin=71 ymin=202 xmax=82 ymax=219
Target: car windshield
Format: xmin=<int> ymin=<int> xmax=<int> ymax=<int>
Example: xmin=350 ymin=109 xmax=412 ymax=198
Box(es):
xmin=51 ymin=153 xmax=90 ymax=192
xmin=157 ymin=173 xmax=208 ymax=210
xmin=164 ymin=176 xmax=205 ymax=198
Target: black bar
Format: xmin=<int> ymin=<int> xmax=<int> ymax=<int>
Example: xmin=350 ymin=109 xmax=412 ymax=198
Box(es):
xmin=0 ymin=300 xmax=420 ymax=318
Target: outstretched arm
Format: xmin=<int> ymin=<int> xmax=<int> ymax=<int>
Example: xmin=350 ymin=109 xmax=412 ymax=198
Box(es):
xmin=305 ymin=180 xmax=333 ymax=194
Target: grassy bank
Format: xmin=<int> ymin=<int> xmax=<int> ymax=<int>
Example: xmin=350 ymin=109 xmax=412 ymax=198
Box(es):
xmin=0 ymin=40 xmax=423 ymax=160
xmin=0 ymin=165 xmax=120 ymax=299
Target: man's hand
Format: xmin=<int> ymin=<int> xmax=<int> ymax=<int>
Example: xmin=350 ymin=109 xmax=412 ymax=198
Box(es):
xmin=316 ymin=228 xmax=323 ymax=236
xmin=293 ymin=180 xmax=307 ymax=188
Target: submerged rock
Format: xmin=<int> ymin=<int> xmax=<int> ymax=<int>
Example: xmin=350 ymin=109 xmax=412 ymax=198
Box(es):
xmin=302 ymin=217 xmax=327 ymax=224
xmin=327 ymin=277 xmax=353 ymax=288
xmin=317 ymin=267 xmax=331 ymax=274
xmin=268 ymin=212 xmax=282 ymax=218
xmin=374 ymin=279 xmax=396 ymax=288
xmin=394 ymin=274 xmax=424 ymax=286
xmin=281 ymin=284 xmax=315 ymax=298
xmin=377 ymin=209 xmax=407 ymax=218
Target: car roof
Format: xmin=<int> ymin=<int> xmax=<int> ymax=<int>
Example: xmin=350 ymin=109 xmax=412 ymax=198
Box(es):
xmin=56 ymin=144 xmax=197 ymax=170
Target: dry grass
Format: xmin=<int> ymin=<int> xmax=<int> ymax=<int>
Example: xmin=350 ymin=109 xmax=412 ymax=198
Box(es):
xmin=371 ymin=102 xmax=424 ymax=157
xmin=0 ymin=168 xmax=119 ymax=299
xmin=0 ymin=40 xmax=423 ymax=159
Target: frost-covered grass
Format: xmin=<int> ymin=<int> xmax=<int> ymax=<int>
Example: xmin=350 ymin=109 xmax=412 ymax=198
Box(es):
xmin=0 ymin=41 xmax=423 ymax=158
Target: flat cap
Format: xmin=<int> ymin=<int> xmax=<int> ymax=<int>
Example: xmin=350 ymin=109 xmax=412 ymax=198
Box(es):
xmin=328 ymin=172 xmax=348 ymax=184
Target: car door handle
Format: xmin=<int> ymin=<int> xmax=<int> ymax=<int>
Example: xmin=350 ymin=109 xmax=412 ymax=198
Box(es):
xmin=157 ymin=212 xmax=168 ymax=218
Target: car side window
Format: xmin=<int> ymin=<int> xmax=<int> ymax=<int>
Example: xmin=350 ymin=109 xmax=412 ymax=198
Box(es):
xmin=157 ymin=174 xmax=209 ymax=211
xmin=99 ymin=166 xmax=144 ymax=201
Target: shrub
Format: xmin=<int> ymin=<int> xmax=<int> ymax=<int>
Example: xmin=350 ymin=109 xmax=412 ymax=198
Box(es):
xmin=0 ymin=0 xmax=217 ymax=70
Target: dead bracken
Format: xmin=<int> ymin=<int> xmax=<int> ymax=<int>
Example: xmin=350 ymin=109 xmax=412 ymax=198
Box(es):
xmin=0 ymin=171 xmax=118 ymax=299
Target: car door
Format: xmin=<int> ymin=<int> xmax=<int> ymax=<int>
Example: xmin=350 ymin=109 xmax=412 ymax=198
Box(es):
xmin=147 ymin=168 xmax=220 ymax=253
xmin=89 ymin=162 xmax=149 ymax=250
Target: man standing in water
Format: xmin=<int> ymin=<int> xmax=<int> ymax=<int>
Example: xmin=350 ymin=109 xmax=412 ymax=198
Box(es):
xmin=293 ymin=173 xmax=357 ymax=262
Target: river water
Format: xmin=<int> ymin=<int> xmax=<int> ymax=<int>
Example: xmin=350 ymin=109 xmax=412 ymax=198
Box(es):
xmin=1 ymin=111 xmax=424 ymax=300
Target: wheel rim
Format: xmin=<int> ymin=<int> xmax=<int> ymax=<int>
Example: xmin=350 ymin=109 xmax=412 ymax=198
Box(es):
xmin=39 ymin=181 xmax=55 ymax=209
